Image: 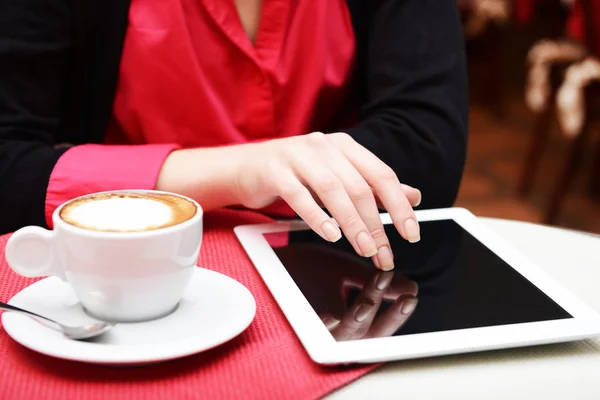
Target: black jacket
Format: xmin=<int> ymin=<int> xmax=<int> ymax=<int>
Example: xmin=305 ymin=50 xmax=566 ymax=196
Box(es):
xmin=0 ymin=0 xmax=468 ymax=234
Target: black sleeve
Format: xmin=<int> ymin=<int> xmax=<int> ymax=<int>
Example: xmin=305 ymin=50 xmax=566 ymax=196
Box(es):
xmin=346 ymin=0 xmax=469 ymax=209
xmin=0 ymin=0 xmax=71 ymax=233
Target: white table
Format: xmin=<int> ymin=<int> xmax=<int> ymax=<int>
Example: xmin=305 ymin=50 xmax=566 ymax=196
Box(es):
xmin=330 ymin=218 xmax=600 ymax=400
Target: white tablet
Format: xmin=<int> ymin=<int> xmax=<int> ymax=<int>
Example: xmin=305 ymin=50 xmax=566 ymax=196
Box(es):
xmin=234 ymin=208 xmax=600 ymax=365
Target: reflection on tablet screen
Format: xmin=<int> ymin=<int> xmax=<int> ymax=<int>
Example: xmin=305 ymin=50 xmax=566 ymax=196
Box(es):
xmin=264 ymin=220 xmax=572 ymax=342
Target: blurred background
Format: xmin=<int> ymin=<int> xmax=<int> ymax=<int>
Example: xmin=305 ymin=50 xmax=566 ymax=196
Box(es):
xmin=455 ymin=0 xmax=600 ymax=233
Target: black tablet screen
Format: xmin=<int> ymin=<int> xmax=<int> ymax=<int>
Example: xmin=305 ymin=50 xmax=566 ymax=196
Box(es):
xmin=263 ymin=220 xmax=572 ymax=342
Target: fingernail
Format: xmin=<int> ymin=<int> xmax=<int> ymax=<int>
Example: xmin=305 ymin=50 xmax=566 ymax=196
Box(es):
xmin=376 ymin=245 xmax=394 ymax=271
xmin=321 ymin=221 xmax=342 ymax=242
xmin=401 ymin=297 xmax=418 ymax=315
xmin=354 ymin=299 xmax=375 ymax=322
xmin=403 ymin=219 xmax=421 ymax=243
xmin=356 ymin=231 xmax=377 ymax=257
xmin=321 ymin=315 xmax=341 ymax=330
xmin=414 ymin=190 xmax=422 ymax=207
xmin=375 ymin=272 xmax=394 ymax=291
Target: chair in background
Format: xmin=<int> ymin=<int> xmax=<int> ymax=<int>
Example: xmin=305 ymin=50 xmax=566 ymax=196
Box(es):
xmin=553 ymin=60 xmax=600 ymax=210
xmin=518 ymin=0 xmax=600 ymax=224
xmin=460 ymin=0 xmax=511 ymax=117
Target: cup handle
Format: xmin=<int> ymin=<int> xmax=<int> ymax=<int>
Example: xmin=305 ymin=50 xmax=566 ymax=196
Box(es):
xmin=5 ymin=226 xmax=66 ymax=281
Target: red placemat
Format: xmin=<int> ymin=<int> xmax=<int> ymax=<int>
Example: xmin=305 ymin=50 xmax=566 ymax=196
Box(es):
xmin=0 ymin=209 xmax=376 ymax=400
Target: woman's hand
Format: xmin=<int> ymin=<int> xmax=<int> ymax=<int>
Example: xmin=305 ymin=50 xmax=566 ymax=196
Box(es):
xmin=234 ymin=132 xmax=421 ymax=270
xmin=158 ymin=131 xmax=421 ymax=270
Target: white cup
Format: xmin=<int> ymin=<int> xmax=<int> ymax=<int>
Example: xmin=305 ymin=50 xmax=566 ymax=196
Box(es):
xmin=5 ymin=190 xmax=203 ymax=322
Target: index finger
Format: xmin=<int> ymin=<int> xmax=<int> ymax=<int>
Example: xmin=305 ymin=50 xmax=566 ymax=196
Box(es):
xmin=335 ymin=136 xmax=421 ymax=243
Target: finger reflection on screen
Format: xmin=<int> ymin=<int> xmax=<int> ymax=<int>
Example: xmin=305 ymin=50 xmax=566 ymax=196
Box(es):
xmin=266 ymin=220 xmax=462 ymax=341
xmin=265 ymin=218 xmax=572 ymax=342
xmin=323 ymin=270 xmax=420 ymax=341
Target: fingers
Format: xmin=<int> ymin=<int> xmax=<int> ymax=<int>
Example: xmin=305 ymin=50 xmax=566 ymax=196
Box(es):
xmin=400 ymin=184 xmax=422 ymax=207
xmin=383 ymin=277 xmax=419 ymax=299
xmin=333 ymin=134 xmax=421 ymax=243
xmin=319 ymin=313 xmax=341 ymax=331
xmin=270 ymin=162 xmax=342 ymax=243
xmin=323 ymin=149 xmax=394 ymax=270
xmin=290 ymin=154 xmax=378 ymax=259
xmin=270 ymin=132 xmax=422 ymax=266
xmin=331 ymin=271 xmax=393 ymax=341
xmin=343 ymin=275 xmax=418 ymax=303
xmin=311 ymin=182 xmax=420 ymax=209
xmin=373 ymin=184 xmax=421 ymax=210
xmin=366 ymin=294 xmax=418 ymax=339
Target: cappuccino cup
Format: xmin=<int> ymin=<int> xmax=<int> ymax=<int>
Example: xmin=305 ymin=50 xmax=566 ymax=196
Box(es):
xmin=5 ymin=190 xmax=203 ymax=322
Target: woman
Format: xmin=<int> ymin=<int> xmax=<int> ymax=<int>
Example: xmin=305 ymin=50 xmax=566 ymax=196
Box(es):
xmin=0 ymin=0 xmax=468 ymax=271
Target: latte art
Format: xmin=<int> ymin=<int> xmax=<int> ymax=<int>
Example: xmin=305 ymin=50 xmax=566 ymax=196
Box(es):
xmin=60 ymin=192 xmax=197 ymax=232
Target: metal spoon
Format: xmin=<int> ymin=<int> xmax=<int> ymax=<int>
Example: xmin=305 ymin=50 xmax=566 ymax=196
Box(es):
xmin=0 ymin=301 xmax=115 ymax=340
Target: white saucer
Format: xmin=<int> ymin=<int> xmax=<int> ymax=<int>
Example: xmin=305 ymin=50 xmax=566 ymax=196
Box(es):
xmin=2 ymin=268 xmax=256 ymax=365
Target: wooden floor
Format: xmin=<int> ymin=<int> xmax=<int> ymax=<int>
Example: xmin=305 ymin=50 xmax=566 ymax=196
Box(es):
xmin=455 ymin=102 xmax=600 ymax=234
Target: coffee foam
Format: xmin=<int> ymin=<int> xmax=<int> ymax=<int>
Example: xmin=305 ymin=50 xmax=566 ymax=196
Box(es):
xmin=60 ymin=193 xmax=196 ymax=232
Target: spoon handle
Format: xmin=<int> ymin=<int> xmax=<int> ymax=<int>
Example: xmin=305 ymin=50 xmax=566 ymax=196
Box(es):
xmin=0 ymin=301 xmax=61 ymax=330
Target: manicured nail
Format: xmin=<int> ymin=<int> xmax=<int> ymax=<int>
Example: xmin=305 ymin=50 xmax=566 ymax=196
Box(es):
xmin=401 ymin=297 xmax=418 ymax=315
xmin=414 ymin=190 xmax=422 ymax=207
xmin=376 ymin=245 xmax=394 ymax=271
xmin=321 ymin=220 xmax=342 ymax=242
xmin=354 ymin=298 xmax=375 ymax=322
xmin=356 ymin=231 xmax=377 ymax=257
xmin=321 ymin=315 xmax=341 ymax=330
xmin=403 ymin=219 xmax=421 ymax=243
xmin=375 ymin=272 xmax=394 ymax=291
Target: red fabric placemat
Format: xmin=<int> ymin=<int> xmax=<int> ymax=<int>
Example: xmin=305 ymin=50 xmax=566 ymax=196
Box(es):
xmin=0 ymin=209 xmax=376 ymax=400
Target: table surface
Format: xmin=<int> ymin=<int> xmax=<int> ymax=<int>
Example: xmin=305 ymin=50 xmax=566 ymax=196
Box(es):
xmin=329 ymin=218 xmax=600 ymax=400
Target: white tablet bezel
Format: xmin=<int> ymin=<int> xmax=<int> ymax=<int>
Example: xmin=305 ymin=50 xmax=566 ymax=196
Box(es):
xmin=234 ymin=208 xmax=600 ymax=365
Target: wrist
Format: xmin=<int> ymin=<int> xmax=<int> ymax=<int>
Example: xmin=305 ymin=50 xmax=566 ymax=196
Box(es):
xmin=156 ymin=145 xmax=247 ymax=211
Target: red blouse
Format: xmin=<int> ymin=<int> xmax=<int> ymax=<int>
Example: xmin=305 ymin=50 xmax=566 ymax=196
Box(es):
xmin=45 ymin=0 xmax=355 ymax=226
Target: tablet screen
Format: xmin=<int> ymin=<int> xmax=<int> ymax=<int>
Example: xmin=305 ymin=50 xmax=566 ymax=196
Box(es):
xmin=263 ymin=220 xmax=572 ymax=342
